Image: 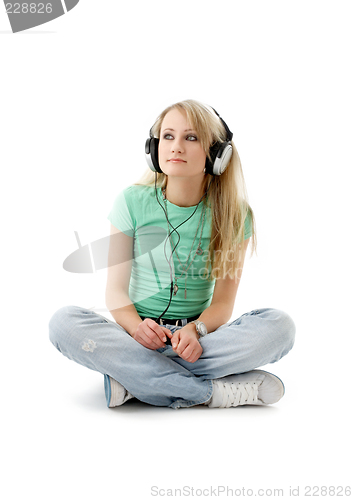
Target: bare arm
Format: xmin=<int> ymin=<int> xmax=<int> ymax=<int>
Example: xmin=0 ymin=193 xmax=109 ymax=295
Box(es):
xmin=105 ymin=223 xmax=142 ymax=335
xmin=194 ymin=239 xmax=250 ymax=333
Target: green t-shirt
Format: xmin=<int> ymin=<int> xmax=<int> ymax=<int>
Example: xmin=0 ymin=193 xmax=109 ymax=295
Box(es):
xmin=107 ymin=185 xmax=252 ymax=319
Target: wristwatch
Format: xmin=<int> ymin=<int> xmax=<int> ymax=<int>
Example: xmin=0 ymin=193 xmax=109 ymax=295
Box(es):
xmin=190 ymin=320 xmax=208 ymax=337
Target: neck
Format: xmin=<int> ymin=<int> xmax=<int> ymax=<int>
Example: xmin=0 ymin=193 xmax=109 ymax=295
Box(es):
xmin=163 ymin=176 xmax=207 ymax=207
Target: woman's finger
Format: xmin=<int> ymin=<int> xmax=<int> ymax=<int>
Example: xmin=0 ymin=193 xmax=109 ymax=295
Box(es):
xmin=163 ymin=327 xmax=173 ymax=339
xmin=135 ymin=326 xmax=163 ymax=349
xmin=143 ymin=327 xmax=165 ymax=349
xmin=171 ymin=330 xmax=180 ymax=349
xmin=188 ymin=346 xmax=203 ymax=363
xmin=146 ymin=319 xmax=170 ymax=343
xmin=179 ymin=343 xmax=195 ymax=361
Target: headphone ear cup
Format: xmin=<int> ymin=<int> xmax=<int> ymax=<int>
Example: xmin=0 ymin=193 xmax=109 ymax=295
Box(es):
xmin=145 ymin=137 xmax=162 ymax=173
xmin=205 ymin=141 xmax=233 ymax=176
xmin=205 ymin=142 xmax=220 ymax=175
xmin=213 ymin=142 xmax=233 ymax=176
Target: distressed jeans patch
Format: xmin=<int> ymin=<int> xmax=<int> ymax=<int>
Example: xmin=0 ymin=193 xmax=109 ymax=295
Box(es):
xmin=81 ymin=339 xmax=97 ymax=352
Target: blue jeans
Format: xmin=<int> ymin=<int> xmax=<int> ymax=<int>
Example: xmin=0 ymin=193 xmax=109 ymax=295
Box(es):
xmin=49 ymin=306 xmax=295 ymax=409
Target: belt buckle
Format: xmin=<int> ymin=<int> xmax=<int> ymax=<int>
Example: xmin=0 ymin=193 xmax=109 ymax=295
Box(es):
xmin=159 ymin=318 xmax=180 ymax=326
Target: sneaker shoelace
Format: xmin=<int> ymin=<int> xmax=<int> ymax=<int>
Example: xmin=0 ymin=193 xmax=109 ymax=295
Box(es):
xmin=219 ymin=381 xmax=259 ymax=408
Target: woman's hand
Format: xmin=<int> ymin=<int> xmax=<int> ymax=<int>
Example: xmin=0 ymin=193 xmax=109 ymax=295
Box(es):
xmin=171 ymin=324 xmax=203 ymax=363
xmin=132 ymin=318 xmax=173 ymax=350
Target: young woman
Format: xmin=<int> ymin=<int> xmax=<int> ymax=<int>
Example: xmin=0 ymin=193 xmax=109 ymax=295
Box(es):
xmin=49 ymin=100 xmax=295 ymax=409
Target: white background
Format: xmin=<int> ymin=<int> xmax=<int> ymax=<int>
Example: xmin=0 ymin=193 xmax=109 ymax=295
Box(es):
xmin=1 ymin=1 xmax=352 ymax=498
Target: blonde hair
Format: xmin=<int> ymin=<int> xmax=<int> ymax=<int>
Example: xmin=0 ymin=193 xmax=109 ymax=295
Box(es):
xmin=134 ymin=99 xmax=257 ymax=281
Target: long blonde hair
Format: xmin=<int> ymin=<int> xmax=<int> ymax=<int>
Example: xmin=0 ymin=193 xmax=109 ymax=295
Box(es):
xmin=135 ymin=99 xmax=257 ymax=281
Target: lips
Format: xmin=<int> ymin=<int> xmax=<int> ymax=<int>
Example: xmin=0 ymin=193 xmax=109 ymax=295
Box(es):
xmin=168 ymin=158 xmax=186 ymax=162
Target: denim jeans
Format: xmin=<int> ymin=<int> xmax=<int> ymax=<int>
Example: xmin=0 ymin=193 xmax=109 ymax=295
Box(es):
xmin=49 ymin=306 xmax=295 ymax=409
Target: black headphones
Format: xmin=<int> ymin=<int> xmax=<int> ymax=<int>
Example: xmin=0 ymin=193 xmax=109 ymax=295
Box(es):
xmin=145 ymin=107 xmax=233 ymax=176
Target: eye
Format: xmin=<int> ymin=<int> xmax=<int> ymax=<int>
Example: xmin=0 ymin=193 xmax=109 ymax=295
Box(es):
xmin=163 ymin=133 xmax=173 ymax=140
xmin=186 ymin=135 xmax=197 ymax=141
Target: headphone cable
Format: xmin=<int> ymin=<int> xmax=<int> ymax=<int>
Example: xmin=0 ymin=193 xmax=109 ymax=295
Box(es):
xmin=153 ymin=173 xmax=213 ymax=321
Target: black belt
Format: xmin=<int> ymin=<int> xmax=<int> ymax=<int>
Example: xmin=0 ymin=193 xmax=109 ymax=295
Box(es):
xmin=140 ymin=314 xmax=199 ymax=327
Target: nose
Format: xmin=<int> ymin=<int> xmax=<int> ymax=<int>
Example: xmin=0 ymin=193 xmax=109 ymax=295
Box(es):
xmin=171 ymin=136 xmax=184 ymax=153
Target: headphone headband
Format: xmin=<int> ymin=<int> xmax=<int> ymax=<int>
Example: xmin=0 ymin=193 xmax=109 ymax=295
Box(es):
xmin=210 ymin=107 xmax=233 ymax=142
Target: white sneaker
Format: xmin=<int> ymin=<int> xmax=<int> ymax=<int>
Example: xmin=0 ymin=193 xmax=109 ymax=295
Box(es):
xmin=207 ymin=370 xmax=285 ymax=408
xmin=104 ymin=375 xmax=134 ymax=408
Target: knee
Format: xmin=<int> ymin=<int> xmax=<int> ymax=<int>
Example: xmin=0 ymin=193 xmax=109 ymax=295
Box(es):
xmin=271 ymin=309 xmax=296 ymax=352
xmin=48 ymin=305 xmax=83 ymax=349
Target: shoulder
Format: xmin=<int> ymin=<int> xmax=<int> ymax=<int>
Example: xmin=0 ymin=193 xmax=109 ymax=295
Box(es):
xmin=123 ymin=184 xmax=160 ymax=214
xmin=122 ymin=184 xmax=156 ymax=204
xmin=120 ymin=184 xmax=155 ymax=206
xmin=110 ymin=184 xmax=155 ymax=209
xmin=111 ymin=185 xmax=158 ymax=225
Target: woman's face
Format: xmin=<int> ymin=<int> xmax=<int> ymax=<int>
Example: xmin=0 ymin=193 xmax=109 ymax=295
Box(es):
xmin=158 ymin=108 xmax=206 ymax=177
